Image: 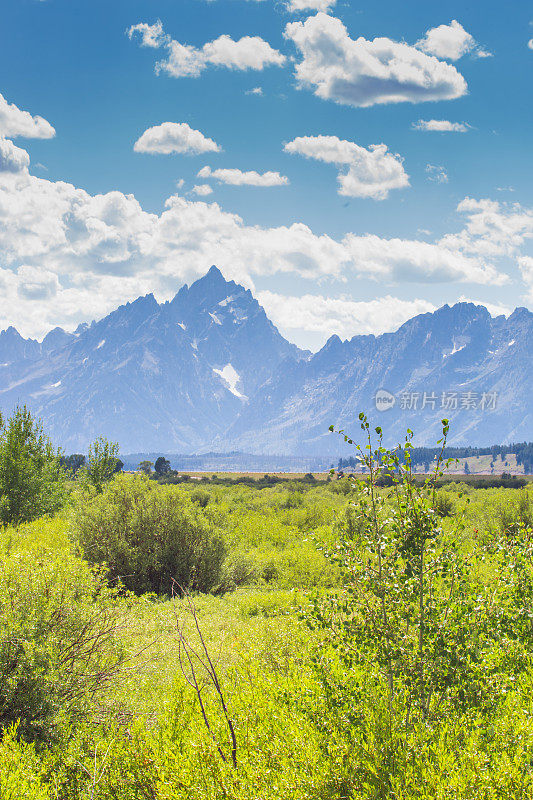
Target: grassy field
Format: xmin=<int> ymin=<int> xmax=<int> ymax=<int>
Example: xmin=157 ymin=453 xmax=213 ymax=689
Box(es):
xmin=2 ymin=472 xmax=533 ymax=798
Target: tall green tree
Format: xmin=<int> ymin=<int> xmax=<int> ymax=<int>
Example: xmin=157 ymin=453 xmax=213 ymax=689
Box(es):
xmin=0 ymin=406 xmax=66 ymax=526
xmin=86 ymin=437 xmax=122 ymax=493
xmin=154 ymin=456 xmax=171 ymax=476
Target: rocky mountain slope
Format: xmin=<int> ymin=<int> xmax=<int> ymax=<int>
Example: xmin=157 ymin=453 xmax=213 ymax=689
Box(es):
xmin=0 ymin=267 xmax=531 ymax=453
xmin=0 ymin=267 xmax=304 ymax=451
xmin=222 ymin=302 xmax=532 ymax=454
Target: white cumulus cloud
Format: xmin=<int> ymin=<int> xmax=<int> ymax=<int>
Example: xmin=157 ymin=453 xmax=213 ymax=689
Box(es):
xmin=198 ymin=165 xmax=289 ymax=187
xmin=192 ymin=184 xmax=214 ymax=196
xmin=0 ymin=92 xmax=55 ymax=139
xmin=127 ymin=20 xmax=169 ymax=48
xmin=257 ymin=290 xmax=436 ymax=340
xmin=0 ymin=137 xmax=30 ymax=173
xmin=0 ymin=141 xmax=524 ymax=338
xmin=284 ymin=135 xmax=409 ymax=199
xmin=440 ymin=198 xmax=533 ymax=258
xmin=413 ymin=119 xmax=470 ymax=132
xmin=134 ymin=122 xmax=222 ymax=155
xmin=286 ymin=0 xmax=337 ymax=12
xmin=416 ymin=20 xmax=476 ymax=60
xmin=284 ymin=13 xmax=467 ymax=107
xmin=128 ymin=20 xmax=285 ymax=78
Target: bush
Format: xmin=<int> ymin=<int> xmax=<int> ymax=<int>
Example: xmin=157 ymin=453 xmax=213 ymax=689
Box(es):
xmin=0 ymin=727 xmax=51 ymax=799
xmin=72 ymin=475 xmax=226 ymax=596
xmin=434 ymin=490 xmax=455 ymax=517
xmin=0 ymin=541 xmax=126 ymax=741
xmin=190 ymin=489 xmax=210 ymax=508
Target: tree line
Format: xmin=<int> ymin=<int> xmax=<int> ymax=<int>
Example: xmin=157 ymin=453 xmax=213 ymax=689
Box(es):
xmin=339 ymin=441 xmax=533 ymax=473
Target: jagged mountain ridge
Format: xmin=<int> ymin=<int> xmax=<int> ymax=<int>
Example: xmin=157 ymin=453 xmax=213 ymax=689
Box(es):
xmin=0 ymin=267 xmax=306 ymax=451
xmin=0 ymin=267 xmax=531 ymax=453
xmin=221 ymin=302 xmax=533 ymax=454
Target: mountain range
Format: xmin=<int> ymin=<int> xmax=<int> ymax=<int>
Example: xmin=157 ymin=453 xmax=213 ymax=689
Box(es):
xmin=0 ymin=266 xmax=531 ymax=455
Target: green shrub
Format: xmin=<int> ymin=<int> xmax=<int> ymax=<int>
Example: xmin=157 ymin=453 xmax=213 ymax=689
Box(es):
xmin=0 ymin=544 xmax=126 ymax=741
xmin=218 ymin=551 xmax=259 ymax=591
xmin=282 ymin=489 xmax=303 ymax=509
xmin=190 ymin=489 xmax=210 ymax=508
xmin=72 ymin=475 xmax=226 ymax=595
xmin=0 ymin=727 xmax=51 ymax=799
xmin=434 ymin=490 xmax=455 ymax=517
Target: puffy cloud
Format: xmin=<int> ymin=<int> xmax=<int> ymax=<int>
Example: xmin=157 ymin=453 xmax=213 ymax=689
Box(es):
xmin=440 ymin=198 xmax=533 ymax=258
xmin=284 ymin=13 xmax=467 ymax=107
xmin=284 ymin=135 xmax=408 ymax=199
xmin=528 ymin=39 xmax=533 ymax=50
xmin=134 ymin=122 xmax=222 ymax=155
xmin=0 ymin=264 xmax=159 ymax=339
xmin=192 ymin=184 xmax=214 ymax=196
xmin=413 ymin=119 xmax=469 ymax=132
xmin=15 ymin=264 xmax=60 ymax=300
xmin=198 ymin=165 xmax=289 ymax=187
xmin=416 ymin=20 xmax=476 ymax=61
xmin=286 ymin=0 xmax=337 ymax=12
xmin=340 ymin=233 xmax=505 ymax=285
xmin=155 ymin=41 xmax=205 ymax=78
xmin=258 ymin=291 xmax=512 ymax=345
xmin=245 ymin=87 xmax=264 ymax=95
xmin=127 ymin=20 xmax=169 ymax=48
xmin=0 ymin=154 xmax=523 ymax=338
xmin=128 ymin=20 xmax=285 ymax=78
xmin=0 ymin=92 xmax=55 ymax=139
xmin=425 ymin=163 xmax=448 ymax=184
xmin=0 ymin=137 xmax=30 ymax=173
xmin=257 ymin=290 xmax=436 ymax=340
xmin=201 ymin=35 xmax=285 ymax=71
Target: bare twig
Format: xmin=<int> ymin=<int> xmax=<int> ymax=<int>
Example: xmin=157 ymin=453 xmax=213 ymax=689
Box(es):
xmin=171 ymin=582 xmax=237 ymax=768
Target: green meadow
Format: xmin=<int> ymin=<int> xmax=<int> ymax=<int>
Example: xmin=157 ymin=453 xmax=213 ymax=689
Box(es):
xmin=2 ymin=409 xmax=533 ymax=798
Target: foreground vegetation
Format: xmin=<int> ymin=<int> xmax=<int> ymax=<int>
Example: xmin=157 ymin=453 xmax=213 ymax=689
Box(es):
xmin=2 ymin=408 xmax=533 ymax=797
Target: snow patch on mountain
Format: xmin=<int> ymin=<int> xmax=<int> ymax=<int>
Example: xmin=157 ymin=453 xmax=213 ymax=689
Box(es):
xmin=213 ymin=364 xmax=247 ymax=400
xmin=444 ymin=341 xmax=466 ymax=358
xmin=218 ymin=296 xmax=236 ymax=307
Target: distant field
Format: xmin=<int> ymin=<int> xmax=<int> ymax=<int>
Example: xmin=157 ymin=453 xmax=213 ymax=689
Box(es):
xmin=180 ymin=471 xmax=332 ymax=480
xmin=124 ymin=453 xmax=532 ymax=480
xmin=170 ymin=466 xmax=533 ymax=482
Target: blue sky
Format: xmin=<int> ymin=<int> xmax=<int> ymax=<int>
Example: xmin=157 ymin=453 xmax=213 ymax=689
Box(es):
xmin=0 ymin=0 xmax=532 ymax=349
